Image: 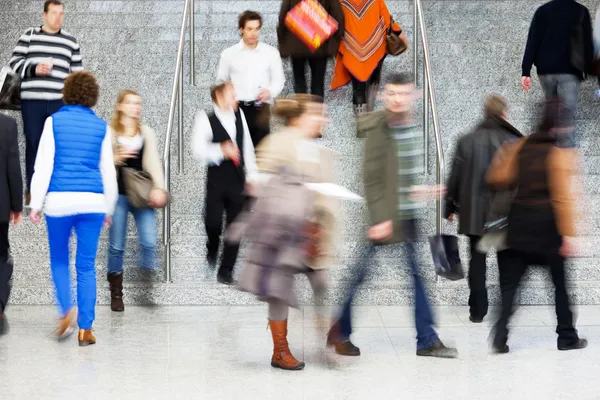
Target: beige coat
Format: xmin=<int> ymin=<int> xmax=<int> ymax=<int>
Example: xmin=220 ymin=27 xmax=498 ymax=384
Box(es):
xmin=111 ymin=125 xmax=166 ymax=191
xmin=255 ymin=127 xmax=339 ymax=270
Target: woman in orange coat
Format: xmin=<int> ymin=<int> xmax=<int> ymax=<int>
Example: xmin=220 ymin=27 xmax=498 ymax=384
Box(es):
xmin=331 ymin=0 xmax=406 ymax=119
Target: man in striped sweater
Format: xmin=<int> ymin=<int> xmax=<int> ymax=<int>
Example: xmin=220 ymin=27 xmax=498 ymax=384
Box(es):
xmin=9 ymin=0 xmax=83 ymax=203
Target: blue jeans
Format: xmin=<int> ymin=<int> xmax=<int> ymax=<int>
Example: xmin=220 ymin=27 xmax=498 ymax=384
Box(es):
xmin=538 ymin=74 xmax=581 ymax=148
xmin=46 ymin=213 xmax=104 ymax=330
xmin=337 ymin=242 xmax=439 ymax=350
xmin=107 ymin=195 xmax=157 ymax=274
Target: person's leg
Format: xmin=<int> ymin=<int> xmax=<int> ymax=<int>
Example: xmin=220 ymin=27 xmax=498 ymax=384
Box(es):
xmin=492 ymin=249 xmax=528 ymax=351
xmin=46 ymin=215 xmax=75 ymax=318
xmin=204 ymin=183 xmax=224 ymax=267
xmin=556 ymin=74 xmax=581 ymax=148
xmin=308 ymin=57 xmax=327 ymax=100
xmin=468 ymin=235 xmax=488 ymax=321
xmin=20 ymin=100 xmax=47 ymax=192
xmin=0 ymin=222 xmax=11 ymax=316
xmin=547 ymin=254 xmax=581 ymax=349
xmin=73 ymin=213 xmax=104 ymax=331
xmin=538 ymin=75 xmax=558 ymax=100
xmin=131 ymin=207 xmax=157 ymax=271
xmin=351 ymin=74 xmax=368 ymax=106
xmin=268 ymin=299 xmax=304 ymax=370
xmin=218 ymin=190 xmax=245 ymax=282
xmin=366 ymin=57 xmax=385 ymax=111
xmin=291 ymin=57 xmax=308 ymax=94
xmin=107 ymin=195 xmax=129 ymax=275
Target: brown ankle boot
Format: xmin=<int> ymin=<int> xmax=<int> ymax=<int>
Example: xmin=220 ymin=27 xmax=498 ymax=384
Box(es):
xmin=269 ymin=320 xmax=305 ymax=370
xmin=107 ymin=273 xmax=124 ymax=312
xmin=78 ymin=329 xmax=96 ymax=347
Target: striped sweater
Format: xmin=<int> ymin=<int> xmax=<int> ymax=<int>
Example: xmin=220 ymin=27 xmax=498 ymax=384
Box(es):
xmin=391 ymin=124 xmax=425 ymax=220
xmin=9 ymin=27 xmax=83 ymax=101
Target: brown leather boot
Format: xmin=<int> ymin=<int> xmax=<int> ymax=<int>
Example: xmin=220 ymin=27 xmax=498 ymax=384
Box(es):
xmin=57 ymin=308 xmax=76 ymax=340
xmin=269 ymin=320 xmax=305 ymax=370
xmin=78 ymin=329 xmax=96 ymax=347
xmin=107 ymin=273 xmax=124 ymax=312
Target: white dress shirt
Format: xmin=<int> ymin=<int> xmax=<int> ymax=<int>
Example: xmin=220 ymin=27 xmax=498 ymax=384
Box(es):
xmin=191 ymin=105 xmax=259 ymax=182
xmin=30 ymin=117 xmax=118 ymax=217
xmin=216 ymin=40 xmax=285 ymax=103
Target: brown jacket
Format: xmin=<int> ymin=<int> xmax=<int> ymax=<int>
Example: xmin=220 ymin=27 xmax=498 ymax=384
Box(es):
xmin=277 ymin=0 xmax=345 ymax=58
xmin=487 ymin=137 xmax=578 ymax=237
xmin=111 ymin=125 xmax=166 ymax=191
xmin=255 ymin=127 xmax=339 ymax=269
xmin=359 ymin=110 xmax=410 ymax=244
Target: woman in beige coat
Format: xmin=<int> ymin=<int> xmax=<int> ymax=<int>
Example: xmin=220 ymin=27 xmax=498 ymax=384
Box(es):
xmin=106 ymin=90 xmax=168 ymax=312
xmin=253 ymin=94 xmax=338 ymax=370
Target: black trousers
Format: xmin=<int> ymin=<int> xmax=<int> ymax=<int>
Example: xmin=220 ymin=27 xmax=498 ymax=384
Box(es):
xmin=291 ymin=57 xmax=328 ymax=100
xmin=468 ymin=235 xmax=488 ymax=320
xmin=204 ymin=183 xmax=246 ymax=277
xmin=0 ymin=222 xmax=12 ymax=313
xmin=239 ymin=103 xmax=270 ymax=148
xmin=493 ymin=248 xmax=579 ymax=348
xmin=350 ymin=57 xmax=385 ymax=105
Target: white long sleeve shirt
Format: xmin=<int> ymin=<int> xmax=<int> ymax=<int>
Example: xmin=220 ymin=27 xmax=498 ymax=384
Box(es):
xmin=216 ymin=40 xmax=285 ymax=103
xmin=30 ymin=117 xmax=118 ymax=217
xmin=191 ymin=105 xmax=259 ymax=182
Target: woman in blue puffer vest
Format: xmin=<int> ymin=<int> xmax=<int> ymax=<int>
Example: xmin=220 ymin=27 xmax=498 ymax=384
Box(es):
xmin=29 ymin=72 xmax=118 ymax=347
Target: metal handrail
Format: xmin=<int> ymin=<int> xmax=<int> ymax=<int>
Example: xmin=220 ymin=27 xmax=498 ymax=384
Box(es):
xmin=163 ymin=0 xmax=195 ymax=283
xmin=413 ymin=0 xmax=445 ymax=237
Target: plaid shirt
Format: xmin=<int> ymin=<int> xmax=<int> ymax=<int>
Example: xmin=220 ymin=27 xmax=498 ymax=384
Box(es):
xmin=391 ymin=124 xmax=425 ymax=220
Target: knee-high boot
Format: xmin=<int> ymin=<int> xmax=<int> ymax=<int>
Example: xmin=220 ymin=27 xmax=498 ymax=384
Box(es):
xmin=269 ymin=320 xmax=305 ymax=370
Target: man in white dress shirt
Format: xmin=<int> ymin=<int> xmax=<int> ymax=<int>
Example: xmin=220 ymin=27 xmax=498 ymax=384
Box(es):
xmin=216 ymin=10 xmax=285 ymax=147
xmin=192 ymin=82 xmax=258 ymax=285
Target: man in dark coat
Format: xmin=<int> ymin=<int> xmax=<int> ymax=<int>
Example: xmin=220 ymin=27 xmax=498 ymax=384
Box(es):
xmin=0 ymin=113 xmax=23 ymax=335
xmin=445 ymin=95 xmax=523 ymax=323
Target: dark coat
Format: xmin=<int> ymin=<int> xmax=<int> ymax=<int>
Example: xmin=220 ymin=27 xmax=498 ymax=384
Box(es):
xmin=0 ymin=114 xmax=23 ymax=223
xmin=445 ymin=116 xmax=523 ymax=236
xmin=277 ymin=0 xmax=345 ymax=58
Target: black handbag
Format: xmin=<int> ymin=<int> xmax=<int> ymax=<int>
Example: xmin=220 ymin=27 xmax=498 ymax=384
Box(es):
xmin=0 ymin=67 xmax=21 ymax=111
xmin=428 ymin=234 xmax=464 ymax=281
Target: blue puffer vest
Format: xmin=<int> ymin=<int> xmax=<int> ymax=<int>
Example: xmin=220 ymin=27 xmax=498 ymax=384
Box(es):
xmin=48 ymin=105 xmax=106 ymax=194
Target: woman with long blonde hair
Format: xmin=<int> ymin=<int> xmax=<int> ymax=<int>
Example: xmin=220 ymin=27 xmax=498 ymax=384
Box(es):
xmin=107 ymin=90 xmax=167 ymax=312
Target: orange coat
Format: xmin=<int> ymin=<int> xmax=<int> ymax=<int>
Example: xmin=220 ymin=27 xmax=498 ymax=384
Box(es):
xmin=330 ymin=0 xmax=400 ymax=89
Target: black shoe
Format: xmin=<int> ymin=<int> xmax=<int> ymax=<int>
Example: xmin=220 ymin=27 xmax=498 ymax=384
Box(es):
xmin=492 ymin=344 xmax=509 ymax=354
xmin=217 ymin=274 xmax=237 ymax=286
xmin=206 ymin=253 xmax=217 ymax=269
xmin=0 ymin=314 xmax=7 ymax=336
xmin=469 ymin=315 xmax=484 ymax=323
xmin=558 ymin=338 xmax=588 ymax=351
xmin=416 ymin=340 xmax=458 ymax=359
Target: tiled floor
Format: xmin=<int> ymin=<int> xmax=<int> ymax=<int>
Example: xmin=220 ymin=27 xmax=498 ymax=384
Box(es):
xmin=1 ymin=305 xmax=600 ymax=399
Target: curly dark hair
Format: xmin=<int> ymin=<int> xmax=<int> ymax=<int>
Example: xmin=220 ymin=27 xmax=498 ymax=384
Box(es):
xmin=62 ymin=71 xmax=99 ymax=108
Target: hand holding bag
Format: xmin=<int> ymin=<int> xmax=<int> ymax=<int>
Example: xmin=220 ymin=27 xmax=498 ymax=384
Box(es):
xmin=428 ymin=234 xmax=465 ymax=281
xmin=121 ymin=167 xmax=154 ymax=209
xmin=386 ymin=17 xmax=408 ymax=56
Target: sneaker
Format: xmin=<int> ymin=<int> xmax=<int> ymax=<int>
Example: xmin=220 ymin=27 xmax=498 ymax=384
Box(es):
xmin=206 ymin=253 xmax=217 ymax=269
xmin=416 ymin=340 xmax=458 ymax=358
xmin=558 ymin=338 xmax=588 ymax=351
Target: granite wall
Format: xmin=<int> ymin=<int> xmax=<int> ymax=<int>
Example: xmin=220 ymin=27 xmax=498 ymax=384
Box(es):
xmin=1 ymin=0 xmax=599 ymax=305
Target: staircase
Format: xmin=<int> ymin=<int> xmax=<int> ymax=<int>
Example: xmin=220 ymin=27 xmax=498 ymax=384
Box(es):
xmin=1 ymin=0 xmax=599 ymax=306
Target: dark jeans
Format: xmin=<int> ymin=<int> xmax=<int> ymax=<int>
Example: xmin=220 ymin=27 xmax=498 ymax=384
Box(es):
xmin=239 ymin=103 xmax=270 ymax=148
xmin=204 ymin=182 xmax=246 ymax=277
xmin=337 ymin=240 xmax=439 ymax=350
xmin=350 ymin=57 xmax=385 ymax=106
xmin=493 ymin=248 xmax=579 ymax=349
xmin=0 ymin=222 xmax=12 ymax=313
xmin=468 ymin=235 xmax=488 ymax=320
xmin=21 ymin=99 xmax=64 ymax=190
xmin=291 ymin=57 xmax=328 ymax=100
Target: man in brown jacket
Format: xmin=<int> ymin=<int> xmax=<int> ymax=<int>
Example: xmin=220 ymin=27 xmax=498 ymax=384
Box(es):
xmin=328 ymin=73 xmax=458 ymax=358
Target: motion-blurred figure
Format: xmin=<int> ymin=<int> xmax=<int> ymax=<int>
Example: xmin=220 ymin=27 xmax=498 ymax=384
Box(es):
xmin=216 ymin=10 xmax=285 ymax=147
xmin=445 ymin=95 xmax=523 ymax=323
xmin=192 ymin=82 xmax=258 ymax=285
xmin=29 ymin=72 xmax=117 ymax=347
xmin=328 ymin=74 xmax=458 ymax=359
xmin=0 ymin=113 xmax=23 ymax=336
xmin=487 ymin=99 xmax=587 ymax=353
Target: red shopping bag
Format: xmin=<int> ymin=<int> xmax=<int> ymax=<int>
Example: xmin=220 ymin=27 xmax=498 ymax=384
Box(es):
xmin=284 ymin=0 xmax=339 ymax=52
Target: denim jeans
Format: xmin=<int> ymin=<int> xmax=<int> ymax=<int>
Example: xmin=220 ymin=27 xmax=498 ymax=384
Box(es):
xmin=107 ymin=195 xmax=157 ymax=274
xmin=337 ymin=241 xmax=439 ymax=350
xmin=46 ymin=213 xmax=104 ymax=330
xmin=538 ymin=74 xmax=581 ymax=148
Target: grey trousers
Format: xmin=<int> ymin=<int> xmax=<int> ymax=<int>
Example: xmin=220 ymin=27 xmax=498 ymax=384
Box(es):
xmin=538 ymin=74 xmax=581 ymax=148
xmin=268 ymin=269 xmax=327 ymax=321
